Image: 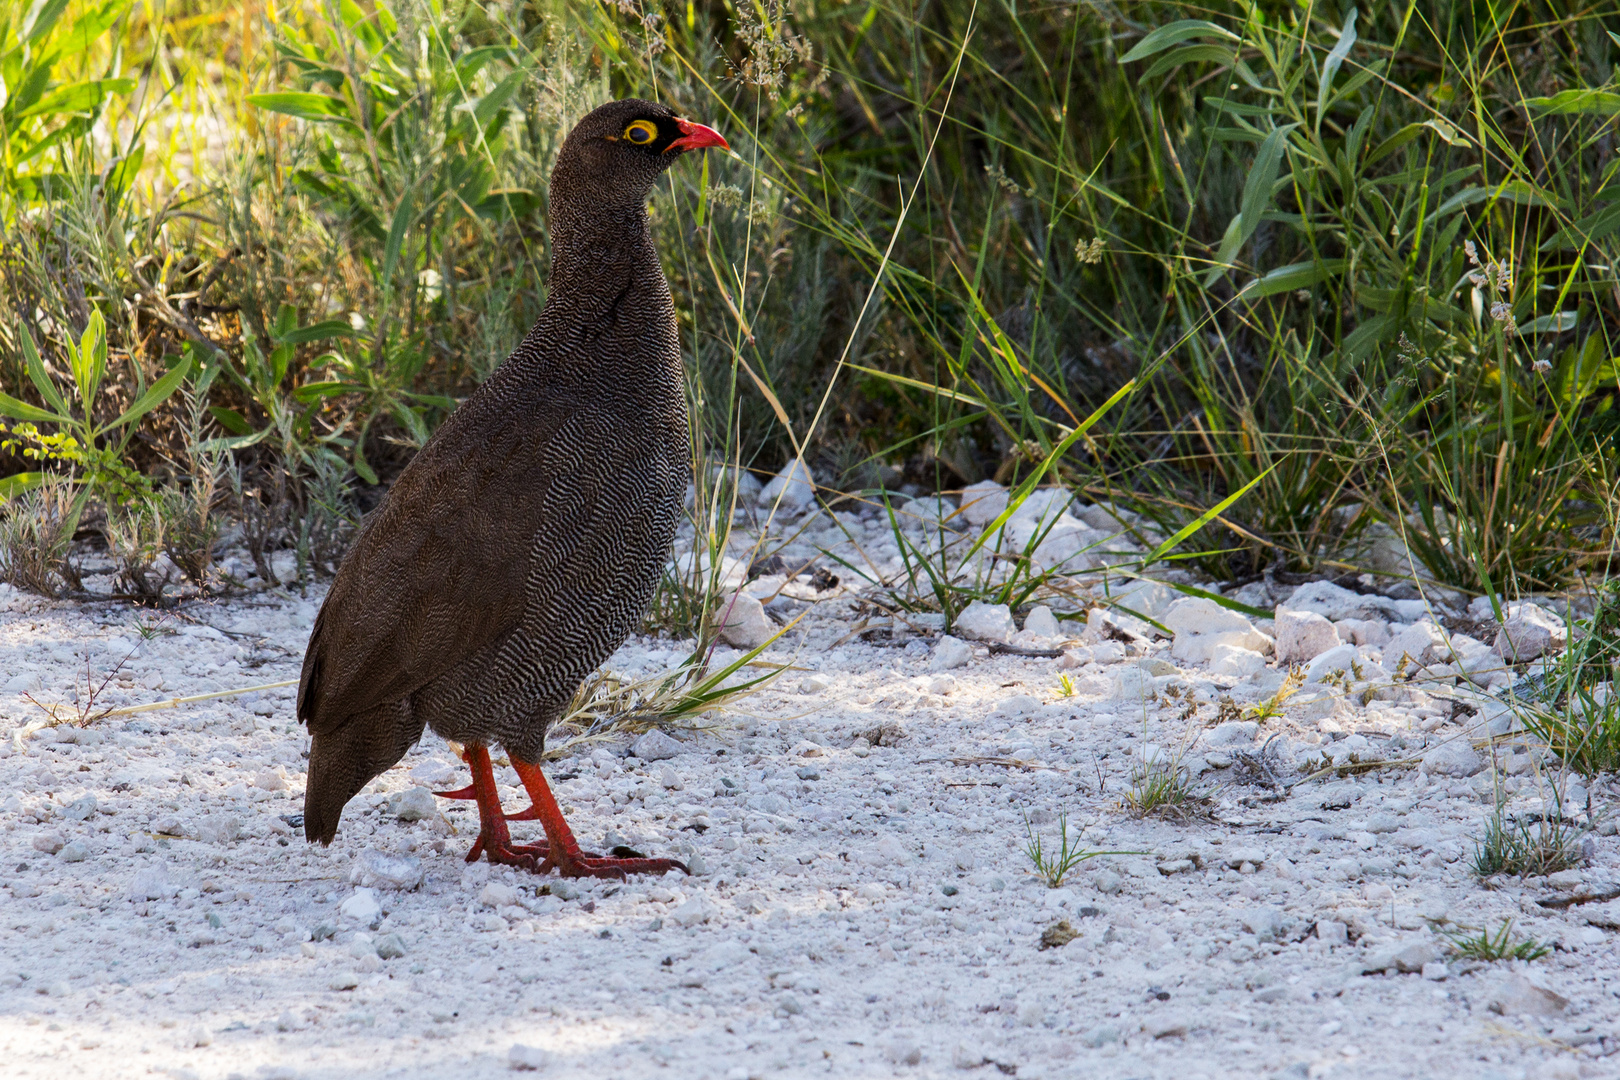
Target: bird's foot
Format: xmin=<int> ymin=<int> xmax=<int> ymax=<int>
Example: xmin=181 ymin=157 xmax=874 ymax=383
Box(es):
xmin=464 ymin=833 xmax=549 ymax=869
xmin=540 ymin=849 xmax=689 ymax=880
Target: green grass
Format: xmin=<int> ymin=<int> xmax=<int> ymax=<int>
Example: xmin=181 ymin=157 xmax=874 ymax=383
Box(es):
xmin=1472 ymin=801 xmax=1584 ymax=880
xmin=0 ymin=0 xmax=1616 ymax=611
xmin=1443 ymin=918 xmax=1551 ymax=963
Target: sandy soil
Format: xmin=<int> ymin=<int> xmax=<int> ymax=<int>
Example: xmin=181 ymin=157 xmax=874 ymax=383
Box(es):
xmin=1 ymin=497 xmax=1617 ymax=1080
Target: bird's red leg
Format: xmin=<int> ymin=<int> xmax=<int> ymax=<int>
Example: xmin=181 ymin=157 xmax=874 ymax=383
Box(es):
xmin=451 ymin=745 xmax=550 ymax=868
xmin=510 ymin=756 xmax=687 ymax=879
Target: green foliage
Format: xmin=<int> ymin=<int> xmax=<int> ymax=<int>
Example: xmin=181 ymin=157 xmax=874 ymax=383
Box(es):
xmin=1472 ymin=802 xmax=1584 ymax=879
xmin=0 ymin=0 xmax=1616 ymax=604
xmin=0 ymin=310 xmax=190 ymax=506
xmin=1021 ymin=809 xmax=1137 ymax=889
xmin=1443 ymin=918 xmax=1550 ymax=963
xmin=0 ymin=0 xmax=136 ymax=215
xmin=1511 ymin=581 xmax=1620 ymax=778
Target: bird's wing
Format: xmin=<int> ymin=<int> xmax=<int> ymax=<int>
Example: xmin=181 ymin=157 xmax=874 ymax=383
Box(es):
xmin=296 ymin=398 xmax=582 ymax=733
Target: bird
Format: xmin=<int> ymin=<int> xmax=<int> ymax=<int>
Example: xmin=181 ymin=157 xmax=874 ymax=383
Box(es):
xmin=295 ymin=100 xmax=728 ymax=879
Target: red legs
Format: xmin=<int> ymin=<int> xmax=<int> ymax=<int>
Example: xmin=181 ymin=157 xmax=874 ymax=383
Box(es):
xmin=509 ymin=757 xmax=687 ymax=880
xmin=432 ymin=746 xmax=548 ymax=867
xmin=434 ymin=746 xmax=686 ymax=878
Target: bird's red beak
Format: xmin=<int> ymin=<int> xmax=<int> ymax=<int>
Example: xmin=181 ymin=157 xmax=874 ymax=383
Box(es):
xmin=667 ymin=118 xmax=729 ymax=153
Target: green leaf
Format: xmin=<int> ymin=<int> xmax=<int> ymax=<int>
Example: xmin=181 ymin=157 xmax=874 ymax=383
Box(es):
xmin=1141 ymin=43 xmax=1236 ymax=82
xmin=196 ymin=429 xmax=272 ymax=454
xmin=293 ymin=380 xmax=360 ymax=402
xmin=352 ymin=442 xmax=379 ymax=486
xmin=1240 ymin=125 xmax=1295 ymax=245
xmin=382 ymin=190 xmax=414 ymax=285
xmin=246 ymin=91 xmax=361 ymax=129
xmin=1119 ymin=19 xmax=1239 ymax=64
xmin=0 ymin=472 xmax=45 ymax=502
xmin=106 ymin=356 xmax=190 ymax=434
xmin=1142 ymin=465 xmax=1278 ymax=566
xmin=1203 ymin=215 xmax=1243 ymax=286
xmin=207 ymin=406 xmax=253 ymax=435
xmin=471 ymin=67 xmax=528 ymax=133
xmin=0 ymin=390 xmax=70 ymax=424
xmin=277 ymin=320 xmax=356 ymax=345
xmin=1524 ymin=89 xmax=1620 ymax=116
xmin=19 ymin=328 xmax=69 ymax=417
xmin=105 ymin=143 xmax=144 ymax=199
xmin=74 ymin=309 xmax=107 ymax=416
xmin=12 ymin=77 xmax=135 ymax=121
xmin=21 ymin=0 xmax=73 ymax=42
xmin=1315 ymin=7 xmax=1358 ymax=127
xmin=1539 ymin=199 xmax=1620 ymax=251
xmin=1236 ymin=258 xmax=1348 ymax=299
xmin=1520 ymin=312 xmax=1578 ymax=335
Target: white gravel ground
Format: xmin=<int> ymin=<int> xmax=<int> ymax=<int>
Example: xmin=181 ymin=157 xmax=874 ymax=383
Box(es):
xmin=1 ymin=497 xmax=1618 ymax=1080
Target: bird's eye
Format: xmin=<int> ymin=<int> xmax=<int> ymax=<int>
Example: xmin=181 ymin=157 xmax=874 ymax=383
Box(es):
xmin=623 ymin=120 xmax=658 ymax=145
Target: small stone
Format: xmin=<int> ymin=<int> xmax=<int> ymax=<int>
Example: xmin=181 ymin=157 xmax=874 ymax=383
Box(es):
xmin=1388 ymin=621 xmax=1447 ymax=667
xmin=1039 ymin=920 xmax=1079 ymax=949
xmin=1316 ymin=920 xmax=1348 ymax=945
xmin=758 ymin=457 xmax=815 ymax=511
xmin=189 ymin=1026 xmax=213 ymax=1048
xmin=254 ymin=767 xmax=288 ymax=792
xmin=550 ymin=880 xmax=582 ymax=901
xmin=1421 ymin=961 xmax=1448 ymax=981
xmin=929 ymin=636 xmax=973 ymax=671
xmin=994 ymin=694 xmax=1041 ymax=717
xmin=329 ymin=971 xmax=361 ymax=991
xmin=480 ymin=882 xmax=521 ymax=909
xmin=61 ymin=795 xmax=98 ymax=821
xmin=670 ymin=894 xmax=718 ymax=927
xmin=799 ymin=674 xmax=832 ymax=694
xmin=718 ymin=592 xmax=776 ymax=649
xmin=881 ymin=1035 xmax=922 ymax=1065
xmin=1143 ymin=1013 xmax=1189 ymax=1039
xmin=374 ymin=933 xmax=407 ymax=960
xmin=954 ymin=602 xmax=1015 ymax=643
xmin=194 ymin=814 xmax=241 ymax=846
xmin=1494 ymin=603 xmax=1567 ymax=662
xmin=338 ymin=887 xmax=383 ymax=923
xmin=1274 ymin=607 xmax=1342 ymax=664
xmin=1487 ymin=973 xmax=1568 ymax=1016
xmin=1205 ymin=720 xmax=1259 ymax=748
xmin=508 ymin=1044 xmax=550 ymax=1071
xmin=1303 ymin=642 xmax=1359 ymax=684
xmin=1016 ymin=998 xmax=1046 ymax=1027
xmin=1420 ymin=740 xmax=1484 ymax=778
xmin=631 ymin=729 xmax=683 ymax=761
xmin=959 ymin=480 xmax=1009 ymax=526
xmin=1081 ymin=1025 xmax=1121 ymax=1048
xmin=1023 ymin=605 xmax=1061 ymax=638
xmin=1208 ymin=644 xmax=1267 ymax=678
xmin=659 ymin=765 xmax=683 ymax=791
xmin=386 ymin=787 xmax=439 ymax=822
xmin=349 ymin=849 xmax=423 ymax=891
xmin=32 ymin=831 xmax=64 ymax=854
xmin=129 ymin=866 xmax=174 ymax=901
xmin=1164 ymin=598 xmax=1273 ymax=663
xmin=57 ymin=839 xmax=90 ymax=863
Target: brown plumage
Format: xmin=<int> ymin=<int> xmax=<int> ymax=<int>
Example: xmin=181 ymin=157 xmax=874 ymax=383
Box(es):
xmin=296 ymin=100 xmax=727 ymax=878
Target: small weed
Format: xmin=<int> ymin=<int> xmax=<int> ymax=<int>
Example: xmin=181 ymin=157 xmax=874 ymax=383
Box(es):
xmin=1472 ymin=803 xmax=1584 ymax=879
xmin=1245 ymin=668 xmax=1306 ymax=723
xmin=1124 ymin=752 xmax=1209 ymax=820
xmin=1057 ymin=673 xmax=1075 ymax=698
xmin=1021 ymin=809 xmax=1138 ymax=888
xmin=1443 ymin=919 xmax=1551 ymax=963
xmin=0 ymin=475 xmax=82 ymax=596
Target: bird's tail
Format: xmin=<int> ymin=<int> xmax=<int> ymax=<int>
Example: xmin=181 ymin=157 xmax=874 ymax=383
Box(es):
xmin=304 ymin=699 xmax=423 ymax=845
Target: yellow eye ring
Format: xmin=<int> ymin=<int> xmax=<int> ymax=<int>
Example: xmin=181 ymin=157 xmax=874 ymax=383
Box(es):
xmin=624 ymin=120 xmax=658 ymax=145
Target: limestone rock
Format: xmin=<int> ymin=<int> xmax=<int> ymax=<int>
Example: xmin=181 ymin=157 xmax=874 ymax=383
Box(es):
xmin=929 ymin=635 xmax=973 ymax=671
xmin=1274 ymin=607 xmax=1341 ymax=664
xmin=1494 ymin=603 xmax=1567 ymax=662
xmin=954 ymin=602 xmax=1014 ymax=643
xmin=758 ymin=458 xmax=815 ymax=511
xmin=631 ymin=729 xmax=683 ymax=761
xmin=718 ymin=592 xmax=776 ymax=649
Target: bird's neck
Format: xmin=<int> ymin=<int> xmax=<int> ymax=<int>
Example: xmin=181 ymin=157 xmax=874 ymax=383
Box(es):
xmin=545 ymin=197 xmax=660 ymax=295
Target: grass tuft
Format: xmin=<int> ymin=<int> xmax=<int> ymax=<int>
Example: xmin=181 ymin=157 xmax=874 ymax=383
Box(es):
xmin=1443 ymin=919 xmax=1551 ymax=963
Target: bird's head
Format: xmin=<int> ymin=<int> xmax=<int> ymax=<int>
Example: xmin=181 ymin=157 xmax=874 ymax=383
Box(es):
xmin=554 ymin=99 xmax=728 ymax=203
